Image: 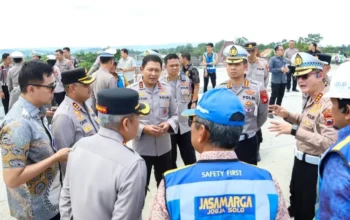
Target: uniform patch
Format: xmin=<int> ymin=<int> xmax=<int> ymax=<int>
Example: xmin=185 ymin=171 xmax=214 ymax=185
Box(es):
xmin=181 ymin=81 xmax=188 ymax=86
xmin=244 ymin=108 xmax=254 ymax=113
xmin=260 ymin=90 xmax=268 ymax=104
xmin=163 ymin=109 xmax=167 ymax=114
xmin=83 ymin=124 xmax=93 ymax=133
xmin=244 ymin=79 xmax=249 ymax=87
xmin=72 ymin=102 xmax=81 ymax=111
xmin=310 ymin=103 xmax=321 ymax=113
xmin=139 ymin=92 xmax=145 ymax=97
xmin=195 ymin=194 xmax=255 ymax=217
xmin=323 ymin=109 xmax=334 ymax=126
xmin=244 ymin=101 xmax=254 ymax=107
xmin=245 ymin=90 xmax=255 ymax=95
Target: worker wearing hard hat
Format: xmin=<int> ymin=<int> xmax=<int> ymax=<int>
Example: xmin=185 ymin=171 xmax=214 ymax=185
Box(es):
xmin=315 ymin=62 xmax=350 ymax=219
xmin=8 ymin=51 xmax=24 ymax=109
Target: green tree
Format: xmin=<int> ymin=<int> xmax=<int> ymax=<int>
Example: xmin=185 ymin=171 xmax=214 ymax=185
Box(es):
xmin=235 ymin=37 xmax=248 ymax=46
xmin=304 ymin=33 xmax=323 ymax=44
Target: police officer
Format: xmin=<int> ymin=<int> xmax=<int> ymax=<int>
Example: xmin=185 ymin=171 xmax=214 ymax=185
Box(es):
xmin=8 ymin=51 xmax=24 ymax=109
xmin=52 ymin=68 xmax=99 ymax=176
xmin=63 ymin=47 xmax=79 ymax=68
xmin=60 ymin=88 xmax=148 ymax=220
xmin=160 ymin=54 xmax=196 ymax=168
xmin=244 ymin=42 xmax=270 ymax=162
xmin=301 ymin=53 xmax=332 ymax=109
xmin=128 ymin=54 xmax=178 ymax=188
xmin=268 ymin=52 xmax=338 ymax=220
xmin=150 ymin=88 xmax=288 ymax=219
xmin=32 ymin=50 xmax=43 ymax=61
xmin=87 ymin=46 xmax=111 ymax=75
xmin=315 ymin=62 xmax=350 ymax=219
xmin=91 ymin=49 xmax=117 ymax=111
xmin=218 ymin=45 xmax=268 ymax=165
xmin=47 ymin=55 xmax=65 ymax=105
xmin=0 ymin=53 xmax=12 ymax=114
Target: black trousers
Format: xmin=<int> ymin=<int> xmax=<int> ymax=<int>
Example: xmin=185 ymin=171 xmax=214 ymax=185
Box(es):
xmin=289 ymin=157 xmax=318 ymax=220
xmin=203 ymin=72 xmax=216 ymax=93
xmin=269 ymin=83 xmax=286 ymax=106
xmin=286 ymin=72 xmax=297 ymax=91
xmin=142 ymin=151 xmax=172 ymax=188
xmin=256 ymin=129 xmax=263 ymax=154
xmin=50 ymin=213 xmax=60 ymax=220
xmin=235 ymin=135 xmax=258 ymax=165
xmin=1 ymin=85 xmax=9 ymax=114
xmin=170 ymin=131 xmax=197 ymax=169
xmin=54 ymin=92 xmax=66 ymax=105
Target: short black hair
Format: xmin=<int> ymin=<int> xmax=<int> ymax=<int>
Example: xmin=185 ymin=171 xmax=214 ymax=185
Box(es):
xmin=47 ymin=60 xmax=56 ymax=67
xmin=142 ymin=55 xmax=162 ymax=69
xmin=312 ymin=42 xmax=317 ymax=48
xmin=337 ymin=99 xmax=350 ymax=110
xmin=207 ymin=43 xmax=214 ymax=47
xmin=55 ymin=49 xmax=63 ymax=54
xmin=63 ymin=47 xmax=70 ymax=52
xmin=121 ymin=48 xmax=128 ymax=54
xmin=2 ymin=53 xmax=9 ymax=61
xmin=164 ymin=54 xmax=179 ymax=65
xmin=100 ymin=56 xmax=114 ymax=64
xmin=19 ymin=61 xmax=53 ymax=93
xmin=180 ymin=52 xmax=191 ymax=61
xmin=289 ymin=40 xmax=295 ymax=43
xmin=13 ymin=58 xmax=23 ymax=64
xmin=274 ymin=45 xmax=283 ymax=52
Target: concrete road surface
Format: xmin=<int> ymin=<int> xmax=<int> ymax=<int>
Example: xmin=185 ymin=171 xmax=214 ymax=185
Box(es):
xmin=0 ymin=66 xmax=339 ymax=219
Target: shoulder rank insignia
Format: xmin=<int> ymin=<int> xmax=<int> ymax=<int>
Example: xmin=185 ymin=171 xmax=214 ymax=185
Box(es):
xmin=167 ymin=77 xmax=170 ymax=82
xmin=244 ymin=79 xmax=249 ymax=87
xmin=72 ymin=102 xmax=81 ymax=111
xmin=139 ymin=81 xmax=144 ymax=89
xmin=227 ymin=81 xmax=232 ymax=89
xmin=315 ymin=93 xmax=323 ymax=103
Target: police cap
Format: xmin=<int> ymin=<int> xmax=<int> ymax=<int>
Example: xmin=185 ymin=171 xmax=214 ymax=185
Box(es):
xmin=223 ymin=45 xmax=248 ymax=64
xmin=314 ymin=53 xmax=332 ymax=65
xmin=96 ymin=88 xmax=150 ymax=115
xmin=61 ymin=68 xmax=95 ymax=85
xmin=244 ymin=42 xmax=257 ymax=50
xmin=10 ymin=51 xmax=24 ymax=58
xmin=291 ymin=52 xmax=326 ymax=76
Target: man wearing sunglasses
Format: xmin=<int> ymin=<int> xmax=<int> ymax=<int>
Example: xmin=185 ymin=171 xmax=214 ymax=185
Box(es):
xmin=0 ymin=61 xmax=71 ymax=220
xmin=52 ymin=68 xmax=100 ymax=177
xmin=268 ymin=52 xmax=338 ymax=220
xmin=218 ymin=44 xmax=268 ymax=165
xmin=150 ymin=88 xmax=288 ymax=220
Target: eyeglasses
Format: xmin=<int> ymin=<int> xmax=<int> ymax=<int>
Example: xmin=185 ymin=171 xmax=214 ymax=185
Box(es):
xmin=296 ymin=71 xmax=317 ymax=80
xmin=29 ymin=82 xmax=56 ymax=92
xmin=188 ymin=118 xmax=207 ymax=128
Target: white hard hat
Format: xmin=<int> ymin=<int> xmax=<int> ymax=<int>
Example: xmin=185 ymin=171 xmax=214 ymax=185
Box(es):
xmin=324 ymin=62 xmax=350 ymax=99
xmin=10 ymin=51 xmax=24 ymax=58
xmin=47 ymin=55 xmax=56 ymax=60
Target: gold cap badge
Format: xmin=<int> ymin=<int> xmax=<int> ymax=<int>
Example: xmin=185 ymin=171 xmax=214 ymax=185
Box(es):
xmin=295 ymin=54 xmax=303 ymax=66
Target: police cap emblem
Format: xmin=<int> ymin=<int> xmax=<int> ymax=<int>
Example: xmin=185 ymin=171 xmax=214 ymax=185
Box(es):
xmin=295 ymin=54 xmax=303 ymax=66
xmin=230 ymin=46 xmax=238 ymax=56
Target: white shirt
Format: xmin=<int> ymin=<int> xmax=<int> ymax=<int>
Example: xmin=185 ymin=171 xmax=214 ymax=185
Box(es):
xmin=117 ymin=56 xmax=136 ymax=81
xmin=53 ymin=66 xmax=64 ymax=93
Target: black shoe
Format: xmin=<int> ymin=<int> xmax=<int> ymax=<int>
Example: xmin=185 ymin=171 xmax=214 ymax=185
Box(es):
xmin=257 ymin=153 xmax=261 ymax=162
xmin=292 ymin=89 xmax=299 ymax=92
xmin=288 ymin=206 xmax=295 ymax=217
xmin=286 ymin=89 xmax=290 ymax=92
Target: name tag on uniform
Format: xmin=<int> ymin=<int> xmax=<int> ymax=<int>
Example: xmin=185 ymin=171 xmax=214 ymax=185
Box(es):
xmin=195 ymin=194 xmax=255 ymax=217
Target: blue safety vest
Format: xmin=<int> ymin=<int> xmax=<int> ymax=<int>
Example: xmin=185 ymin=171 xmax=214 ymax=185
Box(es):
xmin=164 ymin=160 xmax=278 ymax=220
xmin=315 ymin=125 xmax=350 ymax=219
xmin=204 ymin=52 xmax=216 ymax=74
xmin=117 ymin=73 xmax=125 ymax=88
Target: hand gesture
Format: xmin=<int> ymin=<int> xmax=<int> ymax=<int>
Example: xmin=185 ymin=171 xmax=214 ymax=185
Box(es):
xmin=54 ymin=148 xmax=71 ymax=162
xmin=144 ymin=125 xmax=163 ymax=137
xmin=268 ymin=105 xmax=290 ymax=118
xmin=158 ymin=122 xmax=170 ymax=134
xmin=268 ymin=121 xmax=292 ymax=137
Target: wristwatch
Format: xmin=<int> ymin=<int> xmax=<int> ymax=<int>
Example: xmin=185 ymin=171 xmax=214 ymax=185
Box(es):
xmin=291 ymin=124 xmax=298 ymax=136
xmin=192 ymin=100 xmax=197 ymax=104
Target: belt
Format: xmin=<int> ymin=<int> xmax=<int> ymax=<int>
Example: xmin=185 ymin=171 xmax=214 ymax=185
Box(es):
xmin=239 ymin=132 xmax=256 ymax=141
xmin=294 ymin=147 xmax=321 ymax=165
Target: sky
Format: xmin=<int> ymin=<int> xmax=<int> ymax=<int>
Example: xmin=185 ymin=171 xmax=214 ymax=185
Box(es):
xmin=1 ymin=0 xmax=348 ymax=49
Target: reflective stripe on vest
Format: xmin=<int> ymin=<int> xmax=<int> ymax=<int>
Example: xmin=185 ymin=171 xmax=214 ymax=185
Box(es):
xmin=164 ymin=161 xmax=278 ymax=220
xmin=205 ymin=52 xmax=216 ymax=73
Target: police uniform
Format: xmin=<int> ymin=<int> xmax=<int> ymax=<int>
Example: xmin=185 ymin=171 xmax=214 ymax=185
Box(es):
xmin=67 ymin=55 xmax=79 ymax=68
xmin=52 ymin=68 xmax=99 ymax=176
xmin=0 ymin=61 xmax=12 ymax=114
xmin=316 ymin=62 xmax=350 ymax=219
xmin=159 ymin=72 xmax=196 ymax=168
xmin=218 ymin=45 xmax=268 ymax=165
xmin=301 ymin=53 xmax=332 ymax=109
xmin=150 ymin=88 xmax=285 ymax=219
xmin=285 ymin=52 xmax=338 ymax=219
xmin=91 ymin=50 xmax=118 ymax=111
xmin=128 ymin=77 xmax=178 ymax=188
xmin=8 ymin=51 xmax=24 ymax=110
xmin=56 ymin=58 xmax=74 ymax=73
xmin=244 ymin=42 xmax=270 ymax=161
xmin=60 ymin=88 xmax=149 ymax=220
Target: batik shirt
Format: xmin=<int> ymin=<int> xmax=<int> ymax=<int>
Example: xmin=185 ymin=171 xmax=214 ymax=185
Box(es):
xmin=0 ymin=97 xmax=61 ymax=220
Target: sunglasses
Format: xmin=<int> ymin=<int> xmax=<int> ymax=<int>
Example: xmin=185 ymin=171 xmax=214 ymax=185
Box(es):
xmin=29 ymin=82 xmax=56 ymax=92
xmin=296 ymin=71 xmax=318 ymax=80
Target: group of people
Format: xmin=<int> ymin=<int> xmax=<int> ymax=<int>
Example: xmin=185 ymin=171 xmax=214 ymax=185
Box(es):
xmin=0 ymin=40 xmax=349 ymax=220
